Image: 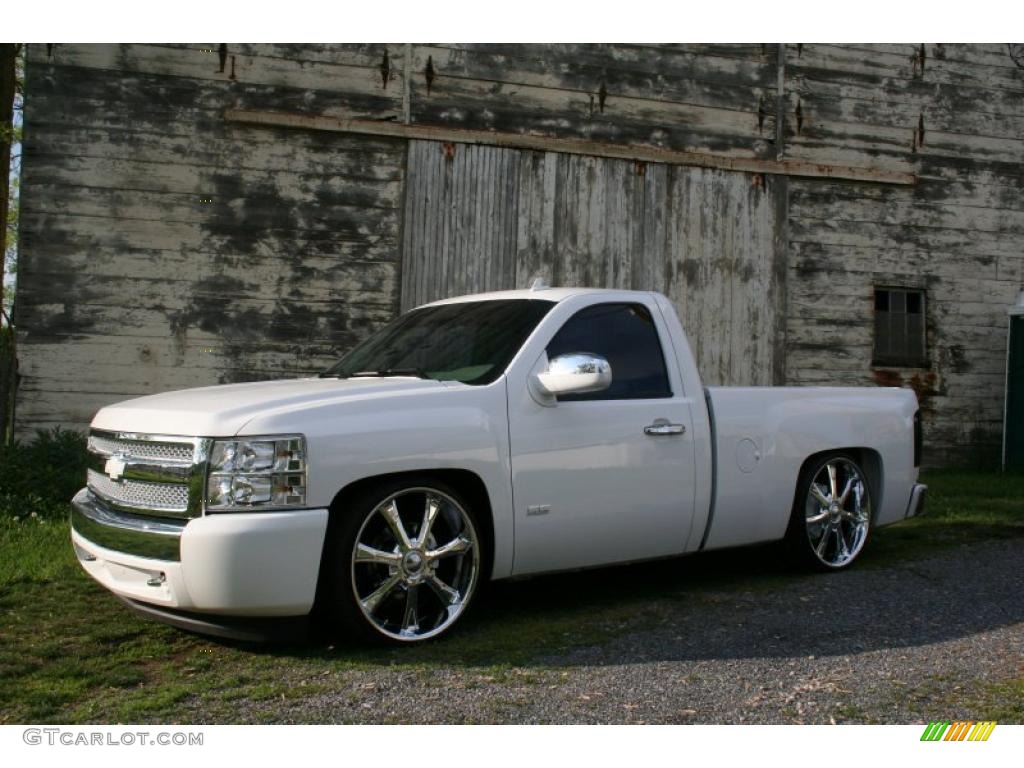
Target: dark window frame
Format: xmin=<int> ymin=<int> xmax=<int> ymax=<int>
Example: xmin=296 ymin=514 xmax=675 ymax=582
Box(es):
xmin=545 ymin=301 xmax=674 ymax=402
xmin=872 ymin=286 xmax=928 ymax=368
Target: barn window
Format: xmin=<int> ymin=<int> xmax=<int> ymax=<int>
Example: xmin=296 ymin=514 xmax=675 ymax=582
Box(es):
xmin=873 ymin=288 xmax=927 ymax=367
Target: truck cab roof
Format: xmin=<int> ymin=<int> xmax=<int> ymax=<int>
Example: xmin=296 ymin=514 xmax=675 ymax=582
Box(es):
xmin=425 ymin=286 xmax=660 ymax=306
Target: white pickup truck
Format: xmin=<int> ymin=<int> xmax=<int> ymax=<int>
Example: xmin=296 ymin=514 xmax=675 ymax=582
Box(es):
xmin=72 ymin=287 xmax=926 ymax=644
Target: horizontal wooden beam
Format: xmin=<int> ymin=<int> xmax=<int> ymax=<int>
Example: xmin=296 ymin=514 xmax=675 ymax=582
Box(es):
xmin=225 ymin=109 xmax=917 ymax=186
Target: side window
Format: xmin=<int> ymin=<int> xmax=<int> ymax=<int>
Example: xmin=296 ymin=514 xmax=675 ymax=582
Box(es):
xmin=546 ymin=303 xmax=672 ymax=401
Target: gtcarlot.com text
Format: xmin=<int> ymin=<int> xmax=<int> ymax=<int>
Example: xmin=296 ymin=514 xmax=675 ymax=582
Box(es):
xmin=23 ymin=728 xmax=203 ymax=747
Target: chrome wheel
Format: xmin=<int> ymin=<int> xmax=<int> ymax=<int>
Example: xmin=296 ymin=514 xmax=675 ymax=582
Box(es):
xmin=803 ymin=457 xmax=871 ymax=568
xmin=350 ymin=486 xmax=480 ymax=642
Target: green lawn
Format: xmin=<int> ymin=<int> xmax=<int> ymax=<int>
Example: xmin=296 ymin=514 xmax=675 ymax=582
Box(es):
xmin=864 ymin=470 xmax=1024 ymax=564
xmin=1 ymin=469 xmax=1022 ymax=723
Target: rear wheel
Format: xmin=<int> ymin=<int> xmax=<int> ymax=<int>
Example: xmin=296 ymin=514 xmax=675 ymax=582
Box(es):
xmin=787 ymin=453 xmax=872 ymax=570
xmin=322 ymin=477 xmax=482 ymax=644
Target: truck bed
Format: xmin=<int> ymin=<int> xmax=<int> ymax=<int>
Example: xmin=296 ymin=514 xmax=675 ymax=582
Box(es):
xmin=699 ymin=386 xmax=920 ymax=551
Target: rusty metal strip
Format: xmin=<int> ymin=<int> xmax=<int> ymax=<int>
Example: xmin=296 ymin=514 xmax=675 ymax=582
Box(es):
xmin=224 ymin=108 xmax=917 ymax=186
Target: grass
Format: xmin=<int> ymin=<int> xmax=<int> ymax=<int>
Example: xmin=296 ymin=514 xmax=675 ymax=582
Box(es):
xmin=865 ymin=470 xmax=1024 ymax=565
xmin=969 ymin=678 xmax=1024 ymax=722
xmin=2 ymin=435 xmax=1023 ymax=723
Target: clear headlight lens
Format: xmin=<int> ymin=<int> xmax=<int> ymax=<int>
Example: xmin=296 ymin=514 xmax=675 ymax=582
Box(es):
xmin=205 ymin=436 xmax=306 ymax=511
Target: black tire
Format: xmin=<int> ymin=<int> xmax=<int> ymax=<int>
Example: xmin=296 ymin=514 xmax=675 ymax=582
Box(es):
xmin=785 ymin=452 xmax=872 ymax=571
xmin=319 ymin=475 xmax=483 ymax=645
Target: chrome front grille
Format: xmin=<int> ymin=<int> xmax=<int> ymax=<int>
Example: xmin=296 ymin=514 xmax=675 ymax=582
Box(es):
xmin=87 ymin=469 xmax=189 ymax=513
xmin=87 ymin=430 xmax=206 ymax=519
xmin=87 ymin=434 xmax=193 ymax=464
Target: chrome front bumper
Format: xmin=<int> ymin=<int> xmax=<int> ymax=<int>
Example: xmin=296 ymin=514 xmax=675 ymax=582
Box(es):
xmin=71 ymin=488 xmax=329 ymax=617
xmin=71 ymin=488 xmax=184 ymax=561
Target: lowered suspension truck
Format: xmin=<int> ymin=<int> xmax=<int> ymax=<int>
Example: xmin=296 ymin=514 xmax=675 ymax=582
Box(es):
xmin=72 ymin=287 xmax=926 ymax=644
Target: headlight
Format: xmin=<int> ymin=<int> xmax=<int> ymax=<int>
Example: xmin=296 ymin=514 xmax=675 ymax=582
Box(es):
xmin=205 ymin=436 xmax=307 ymax=511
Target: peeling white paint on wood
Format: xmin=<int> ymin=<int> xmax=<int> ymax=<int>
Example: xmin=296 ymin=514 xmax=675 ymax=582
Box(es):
xmin=13 ymin=43 xmax=1024 ymax=467
xmin=401 ymin=141 xmax=782 ymax=386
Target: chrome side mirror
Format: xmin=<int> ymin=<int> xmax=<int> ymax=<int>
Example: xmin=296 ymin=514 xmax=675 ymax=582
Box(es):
xmin=534 ymin=353 xmax=612 ymax=398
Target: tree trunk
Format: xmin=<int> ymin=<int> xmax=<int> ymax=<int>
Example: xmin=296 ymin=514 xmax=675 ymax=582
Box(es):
xmin=0 ymin=43 xmax=17 ymax=442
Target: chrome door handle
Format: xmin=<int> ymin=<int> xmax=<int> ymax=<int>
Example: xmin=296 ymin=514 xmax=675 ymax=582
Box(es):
xmin=644 ymin=420 xmax=686 ymax=436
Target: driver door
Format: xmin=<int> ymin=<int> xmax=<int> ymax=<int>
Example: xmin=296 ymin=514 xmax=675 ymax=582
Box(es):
xmin=508 ymin=300 xmax=698 ymax=575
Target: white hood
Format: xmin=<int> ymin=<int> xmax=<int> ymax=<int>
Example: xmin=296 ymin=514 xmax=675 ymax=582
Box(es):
xmin=90 ymin=376 xmax=446 ymax=437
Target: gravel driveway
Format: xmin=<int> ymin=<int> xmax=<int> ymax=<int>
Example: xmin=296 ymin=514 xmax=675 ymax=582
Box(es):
xmin=199 ymin=538 xmax=1024 ymax=724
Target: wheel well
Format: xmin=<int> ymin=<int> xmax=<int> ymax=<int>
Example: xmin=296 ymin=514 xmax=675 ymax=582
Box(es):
xmin=793 ymin=448 xmax=884 ymax=522
xmin=322 ymin=468 xmax=495 ymax=578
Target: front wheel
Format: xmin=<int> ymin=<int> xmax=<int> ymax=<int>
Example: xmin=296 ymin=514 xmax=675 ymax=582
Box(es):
xmin=787 ymin=453 xmax=872 ymax=570
xmin=322 ymin=478 xmax=483 ymax=644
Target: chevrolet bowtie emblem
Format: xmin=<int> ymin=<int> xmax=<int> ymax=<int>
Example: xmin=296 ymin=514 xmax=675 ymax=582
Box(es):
xmin=105 ymin=456 xmax=127 ymax=481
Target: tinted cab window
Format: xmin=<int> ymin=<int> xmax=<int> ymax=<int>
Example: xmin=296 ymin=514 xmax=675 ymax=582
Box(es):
xmin=546 ymin=303 xmax=672 ymax=400
xmin=323 ymin=299 xmax=554 ymax=385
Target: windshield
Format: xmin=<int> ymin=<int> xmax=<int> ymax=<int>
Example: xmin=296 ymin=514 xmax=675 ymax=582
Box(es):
xmin=322 ymin=299 xmax=555 ymax=385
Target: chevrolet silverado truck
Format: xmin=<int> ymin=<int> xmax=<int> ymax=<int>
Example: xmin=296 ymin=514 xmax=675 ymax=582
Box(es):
xmin=72 ymin=287 xmax=926 ymax=644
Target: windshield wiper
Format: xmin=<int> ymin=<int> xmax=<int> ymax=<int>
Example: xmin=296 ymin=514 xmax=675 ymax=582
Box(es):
xmin=318 ymin=368 xmax=427 ymax=380
xmin=349 ymin=367 xmax=431 ymax=379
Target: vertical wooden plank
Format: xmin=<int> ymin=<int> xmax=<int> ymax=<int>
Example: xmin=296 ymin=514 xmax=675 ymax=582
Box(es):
xmin=557 ymin=155 xmax=576 ymax=284
xmin=514 ymin=150 xmax=558 ymax=287
xmin=771 ymin=174 xmax=789 ymax=385
xmin=775 ymin=44 xmax=786 ymax=160
xmin=403 ymin=142 xmax=781 ymax=386
xmin=636 ymin=162 xmax=669 ymax=294
xmin=401 ymin=140 xmax=525 ymax=305
xmin=514 ymin=150 xmax=542 ymax=287
xmin=399 ymin=141 xmax=420 ymax=313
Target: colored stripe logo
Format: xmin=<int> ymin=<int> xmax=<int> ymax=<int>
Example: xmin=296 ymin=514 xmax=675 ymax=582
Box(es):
xmin=920 ymin=721 xmax=996 ymax=741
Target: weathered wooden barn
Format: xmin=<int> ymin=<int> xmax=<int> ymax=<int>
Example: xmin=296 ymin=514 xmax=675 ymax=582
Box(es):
xmin=12 ymin=44 xmax=1024 ymax=467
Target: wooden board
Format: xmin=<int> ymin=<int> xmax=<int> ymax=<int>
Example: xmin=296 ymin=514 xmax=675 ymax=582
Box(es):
xmin=401 ymin=140 xmax=784 ymax=387
xmin=13 ymin=43 xmax=1024 ymax=467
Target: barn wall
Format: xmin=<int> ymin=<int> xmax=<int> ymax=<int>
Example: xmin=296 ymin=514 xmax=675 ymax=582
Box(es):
xmin=15 ymin=42 xmax=786 ymax=435
xmin=406 ymin=44 xmax=780 ymax=159
xmin=15 ymin=44 xmax=408 ymax=433
xmin=12 ymin=43 xmax=1024 ymax=467
xmin=782 ymin=44 xmax=1024 ymax=467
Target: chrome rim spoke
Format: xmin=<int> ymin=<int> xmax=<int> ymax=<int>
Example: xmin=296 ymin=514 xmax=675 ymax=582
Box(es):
xmin=810 ymin=484 xmax=831 ymax=508
xmin=835 ymin=525 xmax=850 ymax=560
xmin=380 ymin=500 xmax=413 ymax=553
xmin=427 ymin=534 xmax=473 ymax=560
xmin=361 ymin=573 xmax=402 ymax=615
xmin=400 ymin=584 xmax=420 ymax=637
xmin=418 ymin=494 xmax=441 ymax=547
xmin=815 ymin=526 xmax=832 ymax=558
xmin=848 ymin=481 xmax=866 ymax=521
xmin=355 ymin=543 xmax=402 ymax=567
xmin=843 ymin=503 xmax=865 ymax=523
xmin=427 ymin=574 xmax=461 ymax=606
xmin=827 ymin=463 xmax=839 ymax=500
xmin=806 ymin=510 xmax=829 ymax=525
